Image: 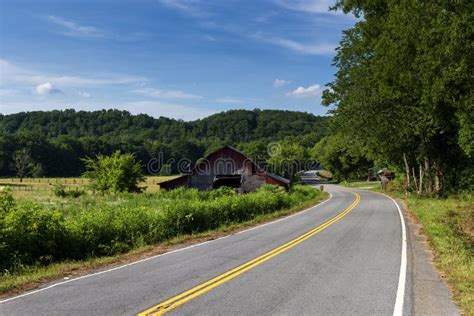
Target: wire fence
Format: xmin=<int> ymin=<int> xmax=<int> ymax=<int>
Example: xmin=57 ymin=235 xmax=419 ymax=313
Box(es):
xmin=6 ymin=185 xmax=51 ymax=192
xmin=0 ymin=177 xmax=176 ymax=193
xmin=1 ymin=178 xmax=88 ymax=184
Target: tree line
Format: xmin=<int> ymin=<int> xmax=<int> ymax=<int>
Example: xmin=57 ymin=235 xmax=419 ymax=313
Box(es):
xmin=0 ymin=109 xmax=328 ymax=178
xmin=317 ymin=0 xmax=473 ymax=194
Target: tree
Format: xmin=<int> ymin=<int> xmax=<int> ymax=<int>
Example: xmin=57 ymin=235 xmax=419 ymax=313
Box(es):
xmin=238 ymin=140 xmax=269 ymax=163
xmin=12 ymin=149 xmax=42 ymax=181
xmin=267 ymin=139 xmax=311 ymax=178
xmin=83 ymin=151 xmax=145 ymax=193
xmin=323 ymin=0 xmax=474 ymax=194
xmin=311 ymin=134 xmax=372 ymax=181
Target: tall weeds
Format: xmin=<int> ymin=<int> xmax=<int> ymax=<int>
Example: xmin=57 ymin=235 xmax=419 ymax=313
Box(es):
xmin=0 ymin=185 xmax=321 ymax=272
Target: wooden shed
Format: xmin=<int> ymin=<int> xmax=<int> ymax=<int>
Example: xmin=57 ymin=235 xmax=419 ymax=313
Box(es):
xmin=159 ymin=145 xmax=290 ymax=192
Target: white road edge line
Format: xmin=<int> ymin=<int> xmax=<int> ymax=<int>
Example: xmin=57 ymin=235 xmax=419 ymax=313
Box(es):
xmin=385 ymin=193 xmax=407 ymax=316
xmin=0 ymin=189 xmax=333 ymax=304
xmin=345 ymin=188 xmax=407 ymax=315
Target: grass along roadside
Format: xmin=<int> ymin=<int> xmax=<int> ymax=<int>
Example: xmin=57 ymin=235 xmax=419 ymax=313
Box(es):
xmin=339 ymin=180 xmax=473 ymax=315
xmin=401 ymin=194 xmax=473 ymax=315
xmin=338 ymin=180 xmax=381 ymax=191
xmin=0 ymin=188 xmax=328 ymax=297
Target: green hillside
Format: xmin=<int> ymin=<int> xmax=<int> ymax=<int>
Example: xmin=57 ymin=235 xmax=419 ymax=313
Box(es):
xmin=0 ymin=109 xmax=327 ymax=177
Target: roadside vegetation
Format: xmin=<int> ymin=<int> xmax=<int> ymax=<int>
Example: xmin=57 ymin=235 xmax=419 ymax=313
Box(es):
xmin=0 ymin=183 xmax=326 ymax=294
xmin=316 ymin=0 xmax=474 ymax=195
xmin=403 ymin=193 xmax=473 ymax=314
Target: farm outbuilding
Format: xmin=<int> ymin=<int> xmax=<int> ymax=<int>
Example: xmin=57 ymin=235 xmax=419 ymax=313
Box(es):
xmin=159 ymin=145 xmax=290 ymax=192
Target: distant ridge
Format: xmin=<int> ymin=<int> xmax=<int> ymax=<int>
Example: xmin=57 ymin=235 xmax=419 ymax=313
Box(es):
xmin=0 ymin=108 xmax=327 ymax=143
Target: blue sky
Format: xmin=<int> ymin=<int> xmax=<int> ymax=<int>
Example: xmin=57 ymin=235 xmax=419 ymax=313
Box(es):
xmin=0 ymin=0 xmax=355 ymax=120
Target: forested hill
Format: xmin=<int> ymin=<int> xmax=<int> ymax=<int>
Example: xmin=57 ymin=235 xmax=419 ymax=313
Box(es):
xmin=0 ymin=109 xmax=326 ymax=144
xmin=0 ymin=109 xmax=328 ymax=177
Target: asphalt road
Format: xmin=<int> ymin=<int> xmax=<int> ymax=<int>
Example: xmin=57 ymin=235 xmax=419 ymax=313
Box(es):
xmin=1 ymin=185 xmax=411 ymax=315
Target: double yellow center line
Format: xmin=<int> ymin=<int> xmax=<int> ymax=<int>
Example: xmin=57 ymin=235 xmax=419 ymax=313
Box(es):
xmin=138 ymin=192 xmax=361 ymax=315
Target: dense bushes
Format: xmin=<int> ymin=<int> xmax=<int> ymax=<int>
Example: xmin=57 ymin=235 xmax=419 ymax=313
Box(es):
xmin=52 ymin=184 xmax=85 ymax=198
xmin=0 ymin=185 xmax=322 ymax=271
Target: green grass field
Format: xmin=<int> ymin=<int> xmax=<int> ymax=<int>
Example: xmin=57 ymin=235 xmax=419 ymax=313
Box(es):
xmin=0 ymin=176 xmax=179 ymax=197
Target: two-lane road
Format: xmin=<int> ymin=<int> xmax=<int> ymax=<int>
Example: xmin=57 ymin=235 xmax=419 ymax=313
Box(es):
xmin=1 ymin=185 xmax=409 ymax=315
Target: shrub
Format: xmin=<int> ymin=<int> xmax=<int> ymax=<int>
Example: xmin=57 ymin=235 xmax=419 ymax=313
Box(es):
xmin=52 ymin=184 xmax=85 ymax=198
xmin=52 ymin=184 xmax=67 ymax=197
xmin=1 ymin=202 xmax=67 ymax=270
xmin=317 ymin=170 xmax=334 ymax=180
xmin=0 ymin=187 xmax=15 ymax=213
xmin=257 ymin=184 xmax=286 ymax=194
xmin=68 ymin=189 xmax=85 ymax=198
xmin=0 ymin=184 xmax=323 ymax=272
xmin=83 ymin=151 xmax=145 ymax=193
xmin=207 ymin=186 xmax=237 ymax=200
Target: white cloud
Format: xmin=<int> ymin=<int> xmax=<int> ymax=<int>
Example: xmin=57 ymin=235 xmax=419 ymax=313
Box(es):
xmin=0 ymin=59 xmax=146 ymax=87
xmin=267 ymin=37 xmax=335 ymax=55
xmin=157 ymin=0 xmax=207 ymax=17
xmin=47 ymin=15 xmax=104 ymax=38
xmin=287 ymin=84 xmax=321 ymax=98
xmin=250 ymin=32 xmax=336 ymax=55
xmin=78 ymin=91 xmax=91 ymax=98
xmin=273 ymin=78 xmax=291 ymax=88
xmin=46 ymin=16 xmax=151 ymax=42
xmin=132 ymin=87 xmax=203 ymax=100
xmin=36 ymin=82 xmax=61 ymax=95
xmin=215 ymin=97 xmax=243 ymax=104
xmin=256 ymin=11 xmax=278 ymax=23
xmin=203 ymin=34 xmax=217 ymax=41
xmin=275 ymin=0 xmax=336 ymax=14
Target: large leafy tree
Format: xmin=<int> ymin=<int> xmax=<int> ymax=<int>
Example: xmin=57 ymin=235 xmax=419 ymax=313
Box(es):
xmin=13 ymin=149 xmax=43 ymax=181
xmin=311 ymin=134 xmax=372 ymax=181
xmin=324 ymin=0 xmax=474 ymax=193
xmin=83 ymin=151 xmax=145 ymax=193
xmin=267 ymin=139 xmax=311 ymax=178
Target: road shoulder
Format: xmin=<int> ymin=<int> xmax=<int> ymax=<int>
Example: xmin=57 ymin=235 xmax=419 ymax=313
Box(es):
xmin=401 ymin=199 xmax=461 ymax=315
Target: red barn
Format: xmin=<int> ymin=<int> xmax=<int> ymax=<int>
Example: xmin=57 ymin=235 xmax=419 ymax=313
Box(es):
xmin=159 ymin=145 xmax=289 ymax=192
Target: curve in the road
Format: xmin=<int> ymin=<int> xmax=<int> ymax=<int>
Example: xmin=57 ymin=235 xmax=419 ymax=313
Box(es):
xmin=138 ymin=191 xmax=361 ymax=315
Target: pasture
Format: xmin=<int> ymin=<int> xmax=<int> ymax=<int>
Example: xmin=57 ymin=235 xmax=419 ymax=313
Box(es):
xmin=0 ymin=176 xmax=179 ymax=197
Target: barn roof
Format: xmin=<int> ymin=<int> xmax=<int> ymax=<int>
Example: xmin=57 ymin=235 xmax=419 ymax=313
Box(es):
xmin=196 ymin=145 xmax=263 ymax=173
xmin=266 ymin=172 xmax=291 ymax=185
